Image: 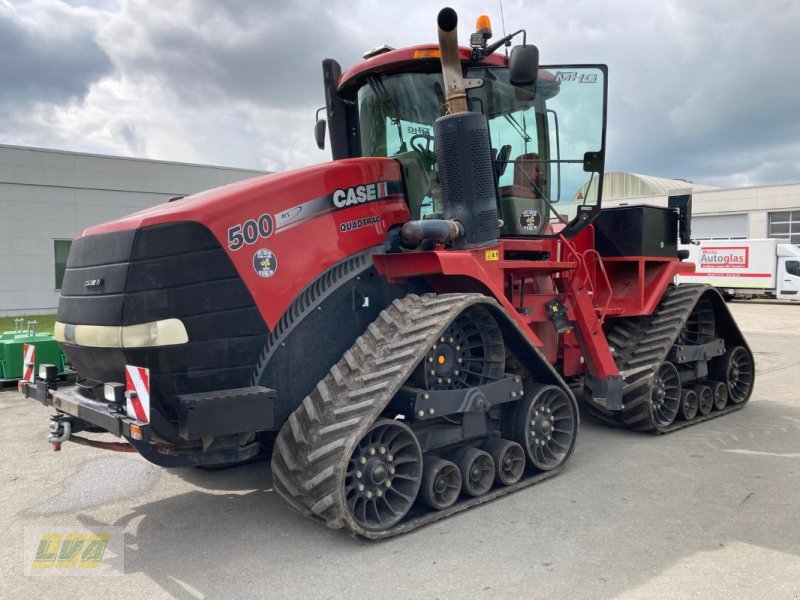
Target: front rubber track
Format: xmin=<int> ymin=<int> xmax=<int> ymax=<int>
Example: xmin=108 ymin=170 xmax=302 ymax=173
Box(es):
xmin=585 ymin=284 xmax=754 ymax=433
xmin=270 ymin=293 xmax=573 ymax=539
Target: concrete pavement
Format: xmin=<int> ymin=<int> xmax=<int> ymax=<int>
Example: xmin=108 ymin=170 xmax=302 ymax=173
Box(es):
xmin=1 ymin=301 xmax=798 ymax=599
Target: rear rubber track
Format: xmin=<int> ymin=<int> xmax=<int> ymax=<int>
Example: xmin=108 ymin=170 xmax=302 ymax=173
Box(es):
xmin=270 ymin=293 xmax=566 ymax=539
xmin=586 ymin=284 xmax=749 ymax=433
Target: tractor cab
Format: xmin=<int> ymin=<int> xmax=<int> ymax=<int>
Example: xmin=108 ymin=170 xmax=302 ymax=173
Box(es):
xmin=318 ymin=17 xmax=607 ymax=239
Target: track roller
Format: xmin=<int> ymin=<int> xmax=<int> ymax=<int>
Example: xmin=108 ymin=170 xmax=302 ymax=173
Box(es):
xmin=420 ymin=457 xmax=462 ymax=510
xmin=694 ymin=384 xmax=713 ymax=416
xmin=679 ymin=388 xmax=698 ymax=421
xmin=451 ymin=447 xmax=494 ymax=497
xmin=710 ymin=381 xmax=728 ymax=411
xmin=482 ymin=438 xmax=525 ymax=486
xmin=505 ymin=384 xmax=577 ymax=471
xmin=710 ymin=346 xmax=753 ymax=404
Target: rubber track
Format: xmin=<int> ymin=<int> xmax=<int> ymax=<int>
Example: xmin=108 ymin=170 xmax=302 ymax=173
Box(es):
xmin=585 ymin=284 xmax=749 ymax=433
xmin=270 ymin=293 xmax=566 ymax=539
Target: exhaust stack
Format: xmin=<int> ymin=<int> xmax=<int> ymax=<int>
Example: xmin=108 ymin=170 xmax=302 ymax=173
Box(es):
xmin=437 ymin=8 xmax=468 ymax=114
xmin=434 ymin=7 xmax=500 ymax=248
xmin=396 ymin=7 xmax=500 ymax=250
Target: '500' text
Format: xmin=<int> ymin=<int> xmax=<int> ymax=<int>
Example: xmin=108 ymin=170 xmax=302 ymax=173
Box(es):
xmin=227 ymin=213 xmax=274 ymax=251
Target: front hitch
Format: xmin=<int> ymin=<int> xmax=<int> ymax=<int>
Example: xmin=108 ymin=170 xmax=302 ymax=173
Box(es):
xmin=48 ymin=414 xmax=72 ymax=451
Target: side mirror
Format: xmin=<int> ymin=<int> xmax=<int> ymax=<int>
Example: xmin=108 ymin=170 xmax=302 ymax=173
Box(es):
xmin=509 ymin=44 xmax=539 ymax=86
xmin=668 ymin=189 xmax=693 ymax=244
xmin=314 ymin=118 xmax=327 ymax=150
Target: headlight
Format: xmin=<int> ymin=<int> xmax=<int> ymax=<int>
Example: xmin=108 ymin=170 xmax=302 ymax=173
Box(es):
xmin=54 ymin=319 xmax=188 ymax=348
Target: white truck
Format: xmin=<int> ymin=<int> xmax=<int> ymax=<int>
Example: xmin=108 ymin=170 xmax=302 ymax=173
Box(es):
xmin=677 ymin=239 xmax=800 ymax=301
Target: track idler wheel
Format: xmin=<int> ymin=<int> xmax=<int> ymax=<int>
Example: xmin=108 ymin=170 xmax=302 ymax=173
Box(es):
xmin=710 ymin=346 xmax=754 ymax=404
xmin=679 ymin=388 xmax=699 ymax=421
xmin=420 ymin=457 xmax=461 ymax=510
xmin=345 ymin=419 xmax=423 ymax=532
xmin=506 ymin=384 xmax=577 ymax=471
xmin=451 ymin=447 xmax=495 ymax=497
xmin=651 ymin=361 xmax=681 ymax=427
xmin=482 ymin=438 xmax=525 ymax=486
xmin=694 ymin=384 xmax=713 ymax=416
xmin=710 ymin=381 xmax=728 ymax=411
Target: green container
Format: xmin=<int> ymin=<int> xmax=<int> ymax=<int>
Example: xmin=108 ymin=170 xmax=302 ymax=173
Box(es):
xmin=0 ymin=328 xmax=68 ymax=381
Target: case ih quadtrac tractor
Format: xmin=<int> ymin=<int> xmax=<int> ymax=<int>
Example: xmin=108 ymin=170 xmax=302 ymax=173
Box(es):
xmin=21 ymin=8 xmax=754 ymax=538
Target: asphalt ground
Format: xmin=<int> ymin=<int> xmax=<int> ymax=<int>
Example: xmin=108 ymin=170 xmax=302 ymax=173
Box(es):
xmin=1 ymin=301 xmax=798 ymax=599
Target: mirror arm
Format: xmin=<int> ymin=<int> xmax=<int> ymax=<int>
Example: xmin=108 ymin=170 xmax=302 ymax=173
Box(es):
xmin=314 ymin=107 xmax=327 ymax=150
xmin=480 ymin=29 xmax=526 ymax=59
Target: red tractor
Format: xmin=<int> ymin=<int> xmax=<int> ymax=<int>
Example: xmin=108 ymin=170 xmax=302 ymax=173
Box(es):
xmin=21 ymin=8 xmax=753 ymax=539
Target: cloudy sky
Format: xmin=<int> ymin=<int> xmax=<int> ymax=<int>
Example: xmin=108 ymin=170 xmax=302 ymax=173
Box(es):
xmin=1 ymin=0 xmax=798 ymax=188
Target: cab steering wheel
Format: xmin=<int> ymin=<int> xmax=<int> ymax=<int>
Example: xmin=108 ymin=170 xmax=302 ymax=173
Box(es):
xmin=410 ymin=133 xmax=435 ymax=164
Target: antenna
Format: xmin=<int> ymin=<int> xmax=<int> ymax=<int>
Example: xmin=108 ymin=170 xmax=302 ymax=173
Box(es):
xmin=499 ymin=0 xmax=509 ymax=58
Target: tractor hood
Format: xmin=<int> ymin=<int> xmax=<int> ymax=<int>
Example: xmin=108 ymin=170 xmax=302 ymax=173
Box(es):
xmin=75 ymin=157 xmax=410 ymax=330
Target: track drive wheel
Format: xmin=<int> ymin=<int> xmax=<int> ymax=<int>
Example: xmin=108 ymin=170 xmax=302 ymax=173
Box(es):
xmin=420 ymin=457 xmax=461 ymax=510
xmin=651 ymin=361 xmax=681 ymax=427
xmin=415 ymin=305 xmax=505 ymax=390
xmin=506 ymin=384 xmax=577 ymax=471
xmin=694 ymin=384 xmax=713 ymax=416
xmin=482 ymin=438 xmax=525 ymax=486
xmin=345 ymin=419 xmax=423 ymax=532
xmin=452 ymin=447 xmax=495 ymax=497
xmin=710 ymin=381 xmax=728 ymax=410
xmin=710 ymin=346 xmax=753 ymax=404
xmin=677 ymin=295 xmax=715 ymax=345
xmin=679 ymin=388 xmax=699 ymax=421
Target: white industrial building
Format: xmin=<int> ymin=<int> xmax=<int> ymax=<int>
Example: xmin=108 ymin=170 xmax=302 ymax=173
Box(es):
xmin=1 ymin=145 xmax=798 ymax=317
xmin=601 ymin=172 xmax=800 ymax=244
xmin=0 ymin=144 xmax=265 ymax=316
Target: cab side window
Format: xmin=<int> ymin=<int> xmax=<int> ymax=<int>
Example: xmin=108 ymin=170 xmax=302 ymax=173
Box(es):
xmin=786 ymin=260 xmax=800 ymax=277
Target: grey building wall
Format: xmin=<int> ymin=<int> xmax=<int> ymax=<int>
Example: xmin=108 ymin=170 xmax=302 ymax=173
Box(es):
xmin=0 ymin=144 xmax=266 ymax=316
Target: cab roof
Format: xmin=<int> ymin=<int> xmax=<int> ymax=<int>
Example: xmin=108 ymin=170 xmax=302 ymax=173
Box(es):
xmin=338 ymin=44 xmax=508 ymax=97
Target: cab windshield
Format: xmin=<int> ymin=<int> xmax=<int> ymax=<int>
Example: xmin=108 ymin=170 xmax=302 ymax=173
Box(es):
xmin=355 ymin=65 xmax=606 ymax=236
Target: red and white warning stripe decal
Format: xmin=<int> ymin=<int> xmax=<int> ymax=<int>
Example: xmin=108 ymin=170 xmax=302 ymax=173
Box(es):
xmin=124 ymin=365 xmax=150 ymax=423
xmin=22 ymin=344 xmax=35 ymax=383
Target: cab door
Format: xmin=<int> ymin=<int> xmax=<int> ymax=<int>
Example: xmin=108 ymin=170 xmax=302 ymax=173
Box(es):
xmin=777 ymin=258 xmax=800 ymax=300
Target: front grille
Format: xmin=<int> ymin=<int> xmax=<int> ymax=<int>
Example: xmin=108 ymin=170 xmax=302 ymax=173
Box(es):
xmin=57 ymin=221 xmax=268 ymax=416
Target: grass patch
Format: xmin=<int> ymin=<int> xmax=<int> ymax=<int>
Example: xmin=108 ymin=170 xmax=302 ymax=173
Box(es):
xmin=0 ymin=314 xmax=57 ymax=335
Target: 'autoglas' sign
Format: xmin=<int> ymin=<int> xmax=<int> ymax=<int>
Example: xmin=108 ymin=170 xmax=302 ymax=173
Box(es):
xmin=700 ymin=247 xmax=749 ymax=269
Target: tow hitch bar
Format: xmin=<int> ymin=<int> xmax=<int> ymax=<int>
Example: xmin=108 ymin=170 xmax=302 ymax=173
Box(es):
xmin=48 ymin=414 xmax=72 ymax=451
